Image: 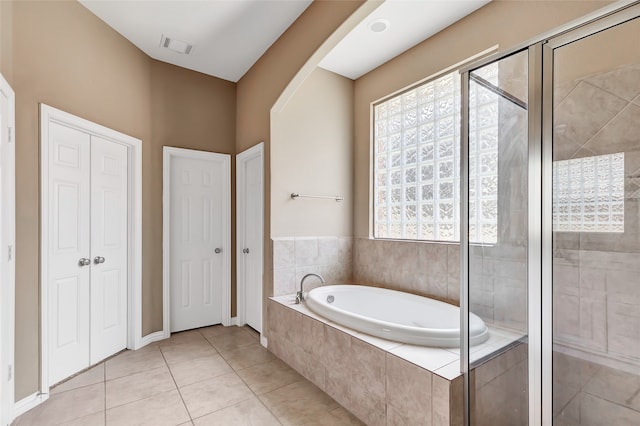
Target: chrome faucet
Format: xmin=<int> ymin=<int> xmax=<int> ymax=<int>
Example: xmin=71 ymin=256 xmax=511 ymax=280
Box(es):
xmin=295 ymin=273 xmax=325 ymax=304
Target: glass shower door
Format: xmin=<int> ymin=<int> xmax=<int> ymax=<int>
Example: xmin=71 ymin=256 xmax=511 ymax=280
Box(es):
xmin=550 ymin=15 xmax=640 ymax=426
xmin=463 ymin=48 xmax=532 ymax=426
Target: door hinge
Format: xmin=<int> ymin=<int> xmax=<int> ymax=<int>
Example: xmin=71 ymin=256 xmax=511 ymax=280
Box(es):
xmin=8 ymin=365 xmax=12 ymax=381
xmin=7 ymin=245 xmax=12 ymax=261
xmin=8 ymin=127 xmax=13 ymax=143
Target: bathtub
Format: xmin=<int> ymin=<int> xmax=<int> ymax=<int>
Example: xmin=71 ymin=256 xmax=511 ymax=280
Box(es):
xmin=305 ymin=285 xmax=489 ymax=347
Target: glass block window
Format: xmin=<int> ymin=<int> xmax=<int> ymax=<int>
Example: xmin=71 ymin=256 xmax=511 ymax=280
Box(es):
xmin=468 ymin=64 xmax=500 ymax=244
xmin=553 ymin=153 xmax=624 ymax=232
xmin=373 ymin=67 xmax=499 ymax=243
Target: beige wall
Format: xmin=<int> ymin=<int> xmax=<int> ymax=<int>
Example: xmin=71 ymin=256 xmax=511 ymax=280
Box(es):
xmin=271 ymin=67 xmax=353 ymax=238
xmin=235 ymin=0 xmax=364 ymax=325
xmin=5 ymin=0 xmax=236 ymax=400
xmin=353 ymin=0 xmax=612 ymax=238
xmin=150 ymin=60 xmax=237 ymax=320
xmin=0 ymin=1 xmax=14 ymax=83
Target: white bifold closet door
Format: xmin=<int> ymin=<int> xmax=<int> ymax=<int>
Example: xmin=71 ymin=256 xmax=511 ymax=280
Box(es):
xmin=48 ymin=122 xmax=128 ymax=385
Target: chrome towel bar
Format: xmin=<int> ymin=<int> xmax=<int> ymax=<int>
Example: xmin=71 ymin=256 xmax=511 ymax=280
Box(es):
xmin=290 ymin=193 xmax=343 ymax=202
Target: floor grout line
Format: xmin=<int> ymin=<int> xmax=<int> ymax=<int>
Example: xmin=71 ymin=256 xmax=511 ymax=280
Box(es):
xmin=160 ymin=341 xmax=195 ymax=424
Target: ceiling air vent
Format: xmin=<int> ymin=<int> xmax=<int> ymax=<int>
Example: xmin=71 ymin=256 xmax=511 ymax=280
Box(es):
xmin=160 ymin=35 xmax=193 ymax=55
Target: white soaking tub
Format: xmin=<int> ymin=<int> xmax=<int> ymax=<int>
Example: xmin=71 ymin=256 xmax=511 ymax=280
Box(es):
xmin=305 ymin=284 xmax=489 ymax=347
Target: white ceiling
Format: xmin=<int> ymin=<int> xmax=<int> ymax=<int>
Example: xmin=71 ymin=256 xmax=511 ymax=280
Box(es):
xmin=79 ymin=0 xmax=490 ymax=84
xmin=319 ymin=0 xmax=491 ymax=80
xmin=79 ymin=0 xmax=312 ymax=82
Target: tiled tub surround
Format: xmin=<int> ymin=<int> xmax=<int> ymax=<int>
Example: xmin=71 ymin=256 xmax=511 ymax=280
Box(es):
xmin=268 ymin=296 xmax=520 ymax=426
xmin=353 ymin=238 xmax=460 ymax=305
xmin=272 ymin=237 xmax=353 ymax=296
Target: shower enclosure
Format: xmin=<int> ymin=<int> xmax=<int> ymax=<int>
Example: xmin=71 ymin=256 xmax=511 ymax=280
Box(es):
xmin=461 ymin=3 xmax=640 ymax=424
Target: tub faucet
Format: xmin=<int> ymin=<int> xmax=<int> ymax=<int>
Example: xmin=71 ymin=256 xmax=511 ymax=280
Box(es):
xmin=295 ymin=273 xmax=325 ymax=304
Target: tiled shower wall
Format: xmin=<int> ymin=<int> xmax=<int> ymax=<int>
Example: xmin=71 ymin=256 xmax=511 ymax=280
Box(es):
xmin=552 ymin=63 xmax=640 ymax=368
xmin=271 ymin=237 xmax=353 ymax=297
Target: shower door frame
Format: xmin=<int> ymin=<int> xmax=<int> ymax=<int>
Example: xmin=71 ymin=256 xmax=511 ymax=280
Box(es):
xmin=460 ymin=2 xmax=640 ymax=425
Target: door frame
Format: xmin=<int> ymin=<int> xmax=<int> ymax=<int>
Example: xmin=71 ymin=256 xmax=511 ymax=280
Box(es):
xmin=0 ymin=73 xmax=15 ymax=426
xmin=40 ymin=104 xmax=143 ymax=394
xmin=162 ymin=146 xmax=232 ymax=333
xmin=236 ymin=142 xmax=264 ymax=334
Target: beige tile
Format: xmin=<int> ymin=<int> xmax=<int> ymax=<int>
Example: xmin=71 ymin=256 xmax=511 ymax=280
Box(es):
xmin=260 ymin=380 xmax=338 ymax=426
xmin=579 ymin=391 xmax=640 ymax=425
xmin=14 ymin=383 xmax=104 ymax=425
xmin=106 ymin=365 xmax=176 ymax=409
xmin=236 ymin=358 xmax=303 ymax=395
xmin=302 ymin=316 xmax=325 ymax=355
xmin=160 ymin=339 xmax=218 ymax=365
xmin=106 ymin=389 xmax=190 ymax=426
xmin=273 ymin=267 xmax=296 ymax=297
xmin=179 ymin=372 xmax=254 ymax=418
xmin=432 ymin=374 xmax=456 ymax=426
xmin=267 ymin=301 xmax=286 ymax=337
xmin=282 ymin=308 xmax=304 ymax=348
xmin=204 ymin=329 xmax=258 ymax=354
xmin=347 ymin=384 xmax=386 ymax=426
xmin=583 ymin=364 xmax=640 ymax=411
xmin=105 ymin=345 xmax=166 ymax=380
xmin=193 ymin=397 xmax=280 ymax=426
xmin=386 ymin=354 xmax=433 ymax=424
xmin=386 ymin=404 xmax=412 ymax=426
xmin=160 ymin=329 xmax=207 ymax=348
xmin=324 ymin=366 xmax=350 ymax=409
xmin=420 ymin=243 xmax=449 ymax=300
xmin=447 ymin=244 xmax=460 ymax=303
xmin=554 ymin=81 xmax=627 ymax=156
xmin=199 ymin=325 xmax=247 ymax=340
xmin=52 ymin=363 xmax=105 ymax=394
xmin=389 ymin=344 xmax=458 ymax=372
xmin=221 ymin=342 xmax=276 ymax=371
xmin=64 ymin=411 xmax=106 ymax=426
xmin=273 ymin=238 xmax=296 ymax=270
xmin=350 ymin=338 xmax=386 ymax=400
xmin=295 ymin=238 xmax=320 ymax=267
xmin=584 ymin=63 xmax=640 ymax=102
xmin=301 ymin=406 xmax=364 ymax=426
xmin=323 ymin=324 xmax=352 ymax=370
xmin=169 ymin=353 xmax=234 ymax=388
xmin=473 ymin=354 xmax=528 ymax=426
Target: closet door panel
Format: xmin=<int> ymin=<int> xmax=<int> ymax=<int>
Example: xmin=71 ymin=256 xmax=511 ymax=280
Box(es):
xmin=90 ymin=136 xmax=128 ymax=363
xmin=48 ymin=122 xmax=91 ymax=385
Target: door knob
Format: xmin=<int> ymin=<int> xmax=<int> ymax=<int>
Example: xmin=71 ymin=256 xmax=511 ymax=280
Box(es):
xmin=215 ymin=248 xmax=222 ymax=254
xmin=78 ymin=258 xmax=91 ymax=267
xmin=94 ymin=256 xmax=105 ymax=264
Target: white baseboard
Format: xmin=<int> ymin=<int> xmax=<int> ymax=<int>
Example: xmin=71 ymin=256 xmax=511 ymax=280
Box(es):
xmin=13 ymin=392 xmax=48 ymax=419
xmin=137 ymin=330 xmax=169 ymax=349
xmin=260 ymin=335 xmax=268 ymax=348
xmin=229 ymin=317 xmax=238 ymax=326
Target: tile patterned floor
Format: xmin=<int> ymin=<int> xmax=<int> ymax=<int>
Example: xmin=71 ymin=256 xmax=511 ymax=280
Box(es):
xmin=13 ymin=326 xmax=363 ymax=426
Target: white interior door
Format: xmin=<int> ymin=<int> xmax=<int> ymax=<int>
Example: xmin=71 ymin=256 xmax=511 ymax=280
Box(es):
xmin=237 ymin=143 xmax=264 ymax=332
xmin=48 ymin=122 xmax=92 ymax=385
xmin=90 ymin=136 xmax=128 ymax=363
xmin=168 ymin=150 xmax=230 ymax=332
xmin=47 ymin=124 xmax=129 ymax=385
xmin=0 ymin=74 xmax=15 ymax=426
